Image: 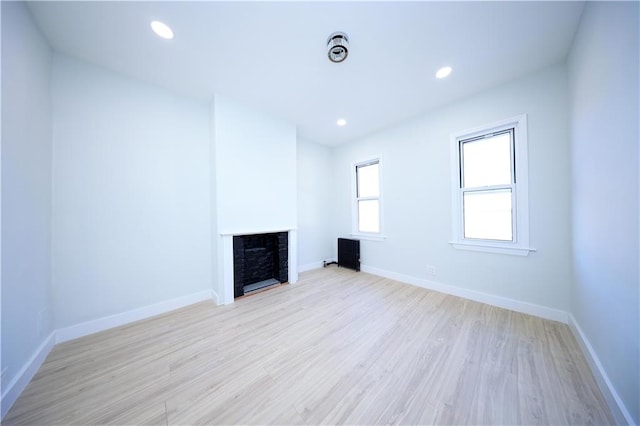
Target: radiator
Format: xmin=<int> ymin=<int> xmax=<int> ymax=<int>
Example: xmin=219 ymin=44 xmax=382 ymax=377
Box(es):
xmin=338 ymin=238 xmax=360 ymax=272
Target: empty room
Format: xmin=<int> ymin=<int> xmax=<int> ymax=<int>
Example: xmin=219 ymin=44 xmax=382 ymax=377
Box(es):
xmin=2 ymin=1 xmax=638 ymax=425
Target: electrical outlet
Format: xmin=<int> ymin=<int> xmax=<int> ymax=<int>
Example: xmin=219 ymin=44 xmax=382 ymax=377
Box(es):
xmin=426 ymin=265 xmax=436 ymax=277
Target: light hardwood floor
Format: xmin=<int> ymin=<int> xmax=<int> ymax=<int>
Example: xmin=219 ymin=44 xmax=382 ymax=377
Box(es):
xmin=5 ymin=268 xmax=614 ymax=425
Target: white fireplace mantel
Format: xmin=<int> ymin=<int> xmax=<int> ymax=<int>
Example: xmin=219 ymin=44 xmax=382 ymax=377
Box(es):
xmin=218 ymin=229 xmax=297 ymax=305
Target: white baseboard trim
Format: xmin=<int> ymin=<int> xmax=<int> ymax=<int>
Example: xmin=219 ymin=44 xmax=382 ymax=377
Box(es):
xmin=568 ymin=314 xmax=634 ymax=426
xmin=1 ymin=289 xmax=218 ymax=420
xmin=1 ymin=331 xmax=56 ymax=420
xmin=359 ymin=265 xmax=635 ymax=423
xmin=298 ymin=260 xmax=330 ymax=273
xmin=211 ymin=289 xmax=219 ymax=306
xmin=361 ymin=264 xmax=568 ymax=323
xmin=56 ymin=289 xmax=215 ymax=343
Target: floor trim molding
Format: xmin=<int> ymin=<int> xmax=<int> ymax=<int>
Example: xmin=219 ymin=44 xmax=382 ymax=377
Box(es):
xmin=1 ymin=331 xmax=56 ymax=419
xmin=568 ymin=314 xmax=634 ymax=426
xmin=361 ymin=264 xmax=568 ymax=323
xmin=56 ymin=289 xmax=215 ymax=343
xmin=4 ymin=270 xmax=628 ymax=424
xmin=299 ymin=260 xmax=334 ymax=273
xmin=211 ymin=289 xmax=220 ymax=305
xmin=360 ymin=264 xmax=632 ymax=424
xmin=2 ymin=290 xmax=217 ymax=420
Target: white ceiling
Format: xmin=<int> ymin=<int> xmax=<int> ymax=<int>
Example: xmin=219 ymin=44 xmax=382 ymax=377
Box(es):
xmin=28 ymin=1 xmax=584 ymax=146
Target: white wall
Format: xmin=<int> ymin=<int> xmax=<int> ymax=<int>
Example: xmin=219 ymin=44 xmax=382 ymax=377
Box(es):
xmin=3 ymin=2 xmax=636 ymax=422
xmin=213 ymin=95 xmax=297 ymax=235
xmin=297 ymin=138 xmax=334 ymax=270
xmin=211 ymin=95 xmax=297 ymax=302
xmin=51 ymin=54 xmax=213 ymax=328
xmin=332 ymin=64 xmax=572 ymax=312
xmin=568 ymin=2 xmax=639 ymax=423
xmin=208 ymin=99 xmax=218 ymax=302
xmin=1 ymin=0 xmax=53 ymax=403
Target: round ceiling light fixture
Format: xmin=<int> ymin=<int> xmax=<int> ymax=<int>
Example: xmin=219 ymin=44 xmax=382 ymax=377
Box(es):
xmin=436 ymin=66 xmax=452 ymax=79
xmin=150 ymin=20 xmax=174 ymax=40
xmin=327 ymin=32 xmax=349 ymax=63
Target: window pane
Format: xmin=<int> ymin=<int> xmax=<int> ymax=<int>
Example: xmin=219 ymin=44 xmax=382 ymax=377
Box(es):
xmin=462 ymin=132 xmax=512 ymax=188
xmin=358 ymin=200 xmax=380 ymax=233
xmin=463 ymin=189 xmax=512 ymax=241
xmin=357 ymin=163 xmax=379 ymax=197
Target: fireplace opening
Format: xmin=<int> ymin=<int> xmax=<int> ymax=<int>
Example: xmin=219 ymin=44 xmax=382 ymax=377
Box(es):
xmin=233 ymin=232 xmax=288 ymax=298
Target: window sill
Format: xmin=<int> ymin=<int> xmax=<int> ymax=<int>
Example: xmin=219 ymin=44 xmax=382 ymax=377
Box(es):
xmin=351 ymin=233 xmax=387 ymax=242
xmin=449 ymin=241 xmax=535 ymax=256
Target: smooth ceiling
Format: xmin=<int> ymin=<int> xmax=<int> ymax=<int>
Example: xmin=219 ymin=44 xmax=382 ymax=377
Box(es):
xmin=27 ymin=1 xmax=585 ymax=146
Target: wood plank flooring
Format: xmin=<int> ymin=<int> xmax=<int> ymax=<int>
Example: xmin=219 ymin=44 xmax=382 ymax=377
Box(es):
xmin=4 ymin=267 xmax=614 ymax=425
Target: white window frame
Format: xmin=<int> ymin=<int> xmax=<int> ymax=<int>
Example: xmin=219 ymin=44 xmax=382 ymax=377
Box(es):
xmin=351 ymin=157 xmax=385 ymax=241
xmin=450 ymin=114 xmax=535 ymax=256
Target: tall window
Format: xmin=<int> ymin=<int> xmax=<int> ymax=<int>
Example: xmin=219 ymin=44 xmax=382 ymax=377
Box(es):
xmin=461 ymin=129 xmax=514 ymax=241
xmin=353 ymin=159 xmax=381 ymax=235
xmin=451 ymin=115 xmax=533 ymax=256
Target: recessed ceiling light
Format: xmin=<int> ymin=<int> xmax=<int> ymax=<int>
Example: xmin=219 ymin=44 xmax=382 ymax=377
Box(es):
xmin=337 ymin=118 xmax=347 ymax=126
xmin=151 ymin=20 xmax=174 ymax=40
xmin=436 ymin=66 xmax=452 ymax=79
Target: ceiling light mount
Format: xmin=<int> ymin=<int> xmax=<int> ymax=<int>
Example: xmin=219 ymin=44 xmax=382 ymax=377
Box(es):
xmin=327 ymin=32 xmax=349 ymax=63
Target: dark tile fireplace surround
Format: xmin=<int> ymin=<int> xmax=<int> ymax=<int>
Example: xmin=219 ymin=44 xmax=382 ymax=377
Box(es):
xmin=233 ymin=232 xmax=288 ymax=298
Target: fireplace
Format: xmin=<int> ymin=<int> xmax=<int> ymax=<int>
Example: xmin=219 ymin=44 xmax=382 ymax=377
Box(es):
xmin=219 ymin=229 xmax=296 ymax=304
xmin=233 ymin=232 xmax=288 ymax=297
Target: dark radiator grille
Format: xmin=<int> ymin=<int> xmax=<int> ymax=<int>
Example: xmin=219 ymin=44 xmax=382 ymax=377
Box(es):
xmin=338 ymin=238 xmax=360 ymax=271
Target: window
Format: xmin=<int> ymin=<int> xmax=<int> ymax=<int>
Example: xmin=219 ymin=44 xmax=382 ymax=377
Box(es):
xmin=352 ymin=158 xmax=383 ymax=238
xmin=450 ymin=115 xmax=533 ymax=256
xmin=461 ymin=130 xmax=514 ymax=241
